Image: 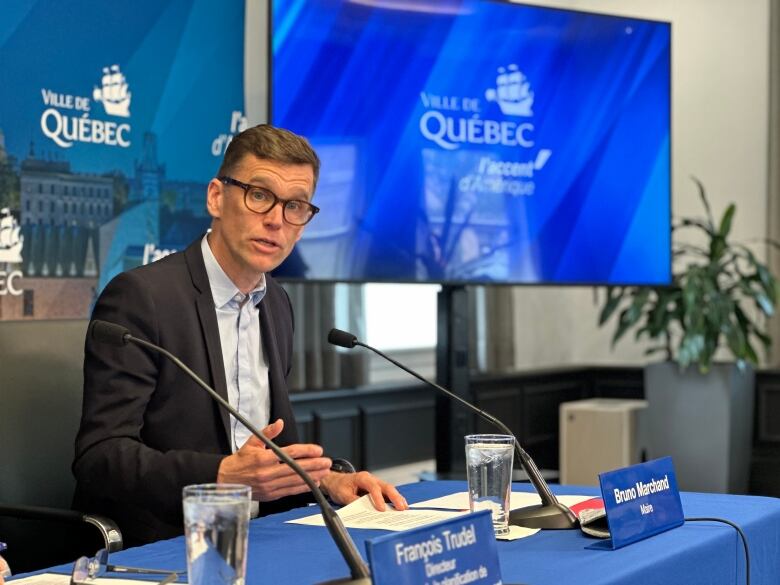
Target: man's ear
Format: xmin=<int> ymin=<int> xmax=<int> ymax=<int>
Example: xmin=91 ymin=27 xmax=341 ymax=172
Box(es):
xmin=206 ymin=178 xmax=224 ymax=219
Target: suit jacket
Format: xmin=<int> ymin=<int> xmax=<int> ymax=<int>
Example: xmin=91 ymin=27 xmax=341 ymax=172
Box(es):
xmin=73 ymin=238 xmax=309 ymax=545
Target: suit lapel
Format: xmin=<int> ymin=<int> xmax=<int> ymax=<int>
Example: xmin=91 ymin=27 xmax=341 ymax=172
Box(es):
xmin=185 ymin=240 xmax=232 ymax=445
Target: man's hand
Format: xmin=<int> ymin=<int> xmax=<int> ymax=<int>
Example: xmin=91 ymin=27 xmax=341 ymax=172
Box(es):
xmin=320 ymin=471 xmax=408 ymax=511
xmin=216 ymin=419 xmax=331 ymax=501
xmin=0 ymin=555 xmax=10 ymax=583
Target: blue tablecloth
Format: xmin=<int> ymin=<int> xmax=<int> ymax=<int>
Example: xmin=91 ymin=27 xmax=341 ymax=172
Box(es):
xmin=30 ymin=481 xmax=780 ymax=584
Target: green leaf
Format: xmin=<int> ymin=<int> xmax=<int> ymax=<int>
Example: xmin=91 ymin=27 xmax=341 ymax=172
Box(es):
xmin=753 ymin=327 xmax=772 ymax=350
xmin=598 ymin=287 xmax=624 ymax=325
xmin=755 ymin=292 xmax=775 ymax=316
xmin=609 ymin=288 xmax=651 ymax=343
xmin=741 ymin=278 xmax=776 ymax=316
xmin=678 ymin=333 xmax=705 ymax=367
xmin=718 ymin=204 xmax=735 ymax=239
xmin=626 ymin=288 xmax=650 ymax=322
xmin=734 ymin=304 xmax=750 ymax=329
xmin=757 ymin=264 xmax=778 ymax=304
xmin=743 ymin=338 xmax=759 ymax=364
xmin=734 ymin=243 xmax=758 ymax=265
xmin=612 ymin=307 xmax=638 ymax=345
xmin=691 ymin=176 xmax=715 ymax=230
xmin=710 ymin=235 xmax=727 ymax=262
xmin=725 ymin=321 xmax=747 ymax=358
xmin=645 ymin=302 xmax=672 ymax=337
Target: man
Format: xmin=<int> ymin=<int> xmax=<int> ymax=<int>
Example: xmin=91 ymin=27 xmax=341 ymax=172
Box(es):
xmin=73 ymin=124 xmax=406 ymax=545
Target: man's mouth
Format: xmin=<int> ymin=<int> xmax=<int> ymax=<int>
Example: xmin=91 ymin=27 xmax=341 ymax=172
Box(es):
xmin=253 ymin=237 xmax=280 ymax=249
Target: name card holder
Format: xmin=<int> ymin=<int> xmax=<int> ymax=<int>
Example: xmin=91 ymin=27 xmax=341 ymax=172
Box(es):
xmin=365 ymin=510 xmax=503 ymax=585
xmin=593 ymin=456 xmax=684 ymax=550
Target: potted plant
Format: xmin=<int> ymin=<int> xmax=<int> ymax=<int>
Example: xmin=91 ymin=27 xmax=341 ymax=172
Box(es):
xmin=598 ymin=178 xmax=778 ymax=493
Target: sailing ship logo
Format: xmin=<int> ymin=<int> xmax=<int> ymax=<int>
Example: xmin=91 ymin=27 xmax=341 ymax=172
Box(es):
xmin=0 ymin=208 xmax=23 ymax=264
xmin=93 ymin=64 xmax=131 ymax=118
xmin=485 ymin=64 xmax=534 ymax=117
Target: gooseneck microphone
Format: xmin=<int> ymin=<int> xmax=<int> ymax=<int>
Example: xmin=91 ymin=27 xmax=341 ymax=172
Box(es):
xmin=328 ymin=328 xmax=578 ymax=530
xmin=90 ymin=320 xmax=372 ymax=585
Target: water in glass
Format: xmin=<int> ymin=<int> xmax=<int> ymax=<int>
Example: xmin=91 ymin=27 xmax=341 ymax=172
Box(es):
xmin=466 ymin=437 xmax=514 ymax=536
xmin=183 ymin=485 xmax=250 ymax=585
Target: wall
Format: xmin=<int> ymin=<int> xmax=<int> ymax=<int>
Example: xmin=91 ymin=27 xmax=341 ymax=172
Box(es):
xmin=511 ymin=0 xmax=773 ymax=369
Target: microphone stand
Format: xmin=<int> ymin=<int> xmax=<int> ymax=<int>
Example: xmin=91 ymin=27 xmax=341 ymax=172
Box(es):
xmin=330 ymin=329 xmax=577 ymax=530
xmin=91 ymin=321 xmax=371 ymax=584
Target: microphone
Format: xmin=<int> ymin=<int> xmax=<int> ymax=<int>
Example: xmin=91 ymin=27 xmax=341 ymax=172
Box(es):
xmin=328 ymin=328 xmax=357 ymax=349
xmin=328 ymin=328 xmax=578 ymax=530
xmin=90 ymin=319 xmax=131 ymax=346
xmin=90 ymin=320 xmax=372 ymax=584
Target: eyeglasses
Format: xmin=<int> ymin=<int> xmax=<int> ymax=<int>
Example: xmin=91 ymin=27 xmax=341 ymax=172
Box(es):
xmin=71 ymin=549 xmax=180 ymax=585
xmin=218 ymin=176 xmax=319 ymax=226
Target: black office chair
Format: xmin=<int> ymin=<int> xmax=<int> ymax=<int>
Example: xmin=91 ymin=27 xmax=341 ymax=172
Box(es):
xmin=0 ymin=320 xmax=122 ymax=574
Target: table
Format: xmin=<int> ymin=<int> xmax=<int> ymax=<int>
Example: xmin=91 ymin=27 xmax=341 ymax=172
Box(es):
xmin=26 ymin=481 xmax=780 ymax=585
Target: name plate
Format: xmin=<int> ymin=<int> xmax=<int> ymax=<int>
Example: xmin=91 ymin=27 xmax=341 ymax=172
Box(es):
xmin=598 ymin=456 xmax=684 ymax=549
xmin=365 ymin=510 xmax=503 ymax=585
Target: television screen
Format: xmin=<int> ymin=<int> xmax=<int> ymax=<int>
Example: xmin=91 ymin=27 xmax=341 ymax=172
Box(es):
xmin=271 ymin=0 xmax=671 ymax=285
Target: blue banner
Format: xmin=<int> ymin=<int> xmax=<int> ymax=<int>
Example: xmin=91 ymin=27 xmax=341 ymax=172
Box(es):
xmin=365 ymin=510 xmax=502 ymax=585
xmin=0 ymin=0 xmax=245 ymax=319
xmin=598 ymin=456 xmax=684 ymax=549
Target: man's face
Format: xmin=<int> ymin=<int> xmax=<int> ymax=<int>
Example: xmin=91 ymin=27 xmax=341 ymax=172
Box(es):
xmin=206 ymin=154 xmax=314 ymax=292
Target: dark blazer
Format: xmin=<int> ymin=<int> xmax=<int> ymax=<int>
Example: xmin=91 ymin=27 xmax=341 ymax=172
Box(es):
xmin=73 ymin=238 xmax=308 ymax=545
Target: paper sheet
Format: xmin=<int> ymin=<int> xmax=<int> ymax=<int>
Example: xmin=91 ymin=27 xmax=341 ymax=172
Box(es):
xmin=287 ymin=495 xmax=468 ymax=531
xmin=9 ymin=574 xmax=184 ymax=585
xmin=287 ymin=492 xmax=591 ymax=537
xmin=496 ymin=525 xmax=540 ymax=541
xmin=410 ymin=491 xmax=594 ymax=511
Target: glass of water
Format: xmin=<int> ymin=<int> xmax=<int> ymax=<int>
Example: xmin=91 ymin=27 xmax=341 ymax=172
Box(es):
xmin=183 ymin=484 xmax=251 ymax=585
xmin=465 ymin=434 xmax=515 ymax=536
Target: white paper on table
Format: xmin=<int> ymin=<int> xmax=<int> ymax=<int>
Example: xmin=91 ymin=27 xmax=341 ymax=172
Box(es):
xmin=410 ymin=491 xmax=594 ymax=511
xmin=9 ymin=575 xmax=185 ymax=585
xmin=286 ymin=494 xmax=469 ymax=531
xmin=496 ymin=525 xmax=541 ymax=541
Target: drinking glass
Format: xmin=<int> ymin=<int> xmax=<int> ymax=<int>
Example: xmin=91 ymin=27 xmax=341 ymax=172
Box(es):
xmin=465 ymin=434 xmax=515 ymax=536
xmin=183 ymin=484 xmax=251 ymax=585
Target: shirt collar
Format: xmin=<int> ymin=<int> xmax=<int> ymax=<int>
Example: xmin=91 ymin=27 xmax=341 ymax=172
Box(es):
xmin=201 ymin=234 xmax=266 ymax=308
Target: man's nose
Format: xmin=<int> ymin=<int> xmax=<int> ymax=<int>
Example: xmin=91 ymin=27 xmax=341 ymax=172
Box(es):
xmin=262 ymin=201 xmax=284 ymax=226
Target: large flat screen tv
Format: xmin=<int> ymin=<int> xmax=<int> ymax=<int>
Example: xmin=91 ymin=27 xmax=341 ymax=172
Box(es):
xmin=270 ymin=0 xmax=671 ymax=285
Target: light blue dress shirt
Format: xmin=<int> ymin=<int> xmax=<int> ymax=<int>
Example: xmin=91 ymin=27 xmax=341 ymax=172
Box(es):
xmin=201 ymin=235 xmax=270 ymax=452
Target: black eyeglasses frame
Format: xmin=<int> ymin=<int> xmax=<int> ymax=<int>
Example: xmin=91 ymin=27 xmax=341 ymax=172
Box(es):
xmin=218 ymin=176 xmax=319 ymax=226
